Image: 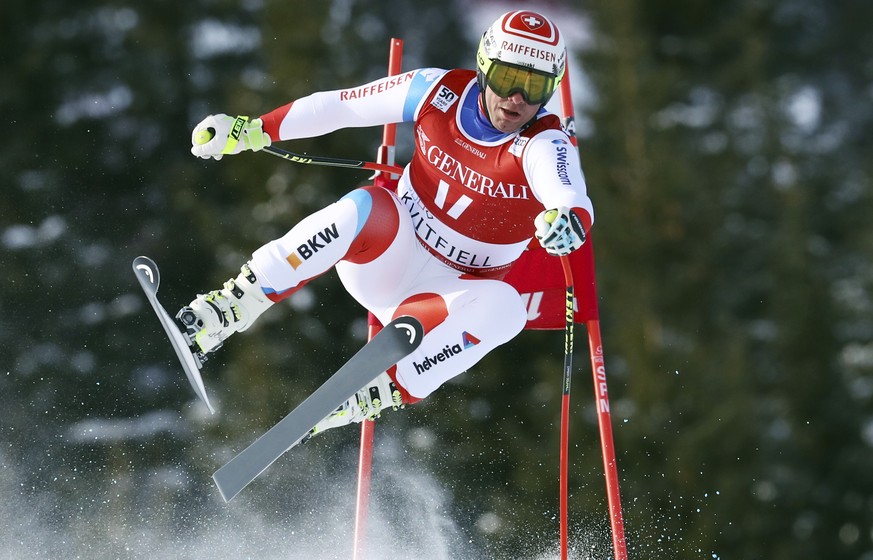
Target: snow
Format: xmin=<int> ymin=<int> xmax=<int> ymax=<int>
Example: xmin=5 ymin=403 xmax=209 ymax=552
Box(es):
xmin=0 ymin=433 xmax=616 ymax=559
xmin=67 ymin=411 xmax=190 ymax=444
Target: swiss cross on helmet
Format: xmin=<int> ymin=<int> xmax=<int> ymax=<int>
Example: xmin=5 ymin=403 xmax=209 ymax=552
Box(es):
xmin=477 ymin=11 xmax=567 ymax=106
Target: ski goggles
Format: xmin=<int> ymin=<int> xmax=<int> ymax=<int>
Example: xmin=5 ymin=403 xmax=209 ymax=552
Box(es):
xmin=482 ymin=60 xmax=557 ymax=105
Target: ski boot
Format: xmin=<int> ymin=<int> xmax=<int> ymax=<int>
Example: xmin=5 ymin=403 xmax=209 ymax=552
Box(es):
xmin=176 ymin=262 xmax=273 ymax=362
xmin=308 ymin=372 xmax=405 ymax=437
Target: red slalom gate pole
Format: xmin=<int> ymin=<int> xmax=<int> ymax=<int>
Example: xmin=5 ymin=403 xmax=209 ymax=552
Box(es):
xmin=586 ymin=320 xmax=627 ymax=559
xmin=352 ymin=37 xmax=403 ymax=560
xmin=559 ymin=65 xmax=629 ymax=560
xmin=352 ymin=319 xmax=381 ymax=560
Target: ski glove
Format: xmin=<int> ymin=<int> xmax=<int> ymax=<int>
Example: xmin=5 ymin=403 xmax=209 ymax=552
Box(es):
xmin=191 ymin=114 xmax=271 ymax=160
xmin=534 ymin=206 xmax=587 ymax=256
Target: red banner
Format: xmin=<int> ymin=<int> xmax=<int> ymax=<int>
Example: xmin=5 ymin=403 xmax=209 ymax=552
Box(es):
xmin=503 ymin=239 xmax=599 ymax=330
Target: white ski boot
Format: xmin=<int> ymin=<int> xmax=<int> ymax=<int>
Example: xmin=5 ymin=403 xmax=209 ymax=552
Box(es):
xmin=176 ymin=263 xmax=273 ymax=356
xmin=309 ymin=372 xmax=404 ymax=436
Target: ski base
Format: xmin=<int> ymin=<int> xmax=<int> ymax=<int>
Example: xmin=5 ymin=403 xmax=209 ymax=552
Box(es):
xmin=212 ymin=315 xmax=424 ymax=502
xmin=132 ymin=256 xmax=215 ymax=414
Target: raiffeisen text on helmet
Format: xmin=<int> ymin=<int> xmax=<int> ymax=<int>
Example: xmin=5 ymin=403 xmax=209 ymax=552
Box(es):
xmin=499 ymin=41 xmax=558 ymax=63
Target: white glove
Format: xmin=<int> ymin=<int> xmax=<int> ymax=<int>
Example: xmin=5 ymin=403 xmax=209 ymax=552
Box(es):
xmin=534 ymin=206 xmax=587 ymax=256
xmin=190 ymin=114 xmax=271 ymax=160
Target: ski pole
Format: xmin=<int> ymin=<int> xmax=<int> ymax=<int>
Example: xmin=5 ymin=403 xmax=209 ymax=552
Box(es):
xmin=558 ymin=254 xmax=574 ymax=560
xmin=352 ymin=37 xmax=404 ymax=560
xmin=194 ymin=126 xmax=405 ymax=176
xmin=260 ymin=144 xmax=403 ymax=175
xmin=558 ymin=65 xmax=629 ymax=560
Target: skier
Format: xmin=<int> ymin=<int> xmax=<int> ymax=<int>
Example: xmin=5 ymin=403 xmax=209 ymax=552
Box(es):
xmin=181 ymin=10 xmax=592 ymax=435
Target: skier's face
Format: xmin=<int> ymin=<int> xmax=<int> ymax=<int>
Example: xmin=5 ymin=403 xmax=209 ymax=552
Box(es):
xmin=484 ymin=86 xmax=540 ymax=133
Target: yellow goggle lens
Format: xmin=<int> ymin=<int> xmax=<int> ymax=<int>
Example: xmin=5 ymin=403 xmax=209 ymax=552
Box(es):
xmin=484 ymin=61 xmax=556 ymax=105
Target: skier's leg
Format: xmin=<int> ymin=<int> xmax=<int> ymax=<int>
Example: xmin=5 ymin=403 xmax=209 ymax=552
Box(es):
xmin=177 ymin=262 xmax=273 ymax=354
xmin=387 ymin=274 xmax=528 ymax=400
xmin=313 ymin=255 xmax=526 ymax=435
xmin=250 ymin=186 xmax=405 ymax=301
xmin=340 ymin=248 xmax=528 ymax=400
xmin=179 ymin=186 xmax=404 ymax=355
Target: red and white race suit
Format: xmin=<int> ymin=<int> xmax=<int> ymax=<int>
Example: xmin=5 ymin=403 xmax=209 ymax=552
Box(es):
xmin=249 ymin=68 xmax=593 ymax=400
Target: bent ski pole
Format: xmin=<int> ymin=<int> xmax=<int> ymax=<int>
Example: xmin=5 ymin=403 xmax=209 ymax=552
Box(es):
xmin=194 ymin=124 xmax=405 ymax=175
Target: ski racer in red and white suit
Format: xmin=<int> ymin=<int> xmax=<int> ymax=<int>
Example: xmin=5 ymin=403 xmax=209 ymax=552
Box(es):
xmin=183 ymin=11 xmax=592 ymax=432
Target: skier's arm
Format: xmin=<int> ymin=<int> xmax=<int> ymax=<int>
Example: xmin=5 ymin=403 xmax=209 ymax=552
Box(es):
xmin=190 ymin=115 xmax=272 ymax=160
xmin=259 ymin=68 xmax=448 ymax=141
xmin=524 ymin=130 xmax=593 ymax=256
xmin=190 ymin=68 xmax=447 ymax=159
xmin=534 ymin=206 xmax=587 ymax=256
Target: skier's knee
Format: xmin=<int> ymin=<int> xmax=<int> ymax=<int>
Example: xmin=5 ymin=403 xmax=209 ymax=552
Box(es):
xmin=481 ymin=281 xmax=527 ymax=342
xmin=340 ymin=187 xmax=402 ymax=264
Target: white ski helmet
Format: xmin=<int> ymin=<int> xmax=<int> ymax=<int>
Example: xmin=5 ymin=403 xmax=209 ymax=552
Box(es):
xmin=477 ymin=10 xmax=567 ymax=105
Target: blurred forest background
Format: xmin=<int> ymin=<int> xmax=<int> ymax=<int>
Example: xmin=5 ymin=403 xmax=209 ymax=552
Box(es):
xmin=3 ymin=0 xmax=873 ymax=558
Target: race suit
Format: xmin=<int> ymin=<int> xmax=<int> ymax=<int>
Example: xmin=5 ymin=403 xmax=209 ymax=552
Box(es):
xmin=249 ymin=68 xmax=593 ymax=400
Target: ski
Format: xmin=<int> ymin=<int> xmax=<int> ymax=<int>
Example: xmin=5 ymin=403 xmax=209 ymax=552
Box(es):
xmin=132 ymin=256 xmax=215 ymax=414
xmin=212 ymin=315 xmax=424 ymax=502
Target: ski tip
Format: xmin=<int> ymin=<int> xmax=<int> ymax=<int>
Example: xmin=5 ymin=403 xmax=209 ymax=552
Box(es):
xmin=132 ymin=256 xmax=160 ymax=288
xmin=388 ymin=315 xmax=424 ymax=347
xmin=132 ymin=255 xmax=155 ymax=269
